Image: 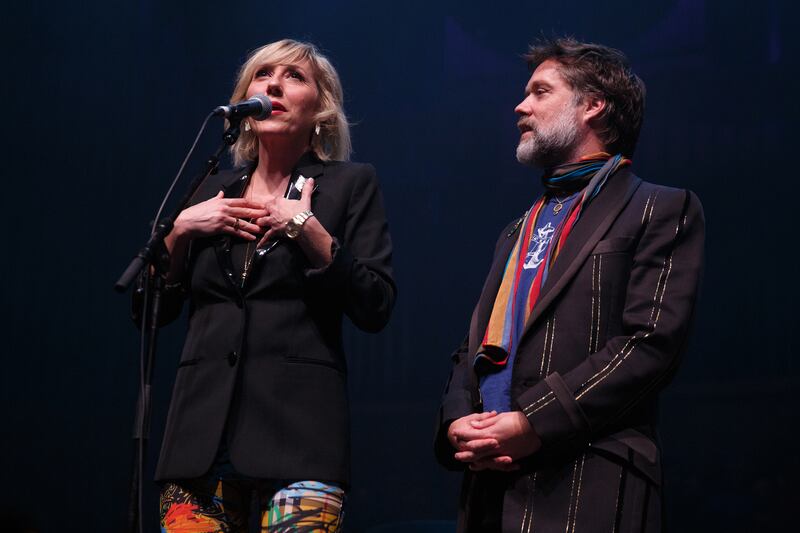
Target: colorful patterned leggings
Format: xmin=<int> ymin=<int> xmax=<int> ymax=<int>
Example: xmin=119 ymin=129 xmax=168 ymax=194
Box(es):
xmin=160 ymin=478 xmax=345 ymax=532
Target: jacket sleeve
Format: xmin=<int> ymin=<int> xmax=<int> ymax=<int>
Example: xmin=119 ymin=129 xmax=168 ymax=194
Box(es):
xmin=130 ymin=173 xmax=226 ymax=329
xmin=433 ymin=333 xmax=475 ymax=470
xmin=514 ymin=189 xmax=705 ymax=450
xmin=304 ymin=164 xmax=396 ymax=332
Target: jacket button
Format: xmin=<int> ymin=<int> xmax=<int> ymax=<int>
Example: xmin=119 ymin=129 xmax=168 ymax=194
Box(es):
xmin=227 ymin=351 xmax=238 ymax=366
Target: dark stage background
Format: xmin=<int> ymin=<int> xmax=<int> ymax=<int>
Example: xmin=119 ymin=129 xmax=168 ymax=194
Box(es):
xmin=3 ymin=0 xmax=798 ymax=531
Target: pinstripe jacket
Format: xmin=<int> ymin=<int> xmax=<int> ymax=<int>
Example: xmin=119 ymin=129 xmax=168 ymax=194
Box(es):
xmin=435 ymin=168 xmax=704 ymax=532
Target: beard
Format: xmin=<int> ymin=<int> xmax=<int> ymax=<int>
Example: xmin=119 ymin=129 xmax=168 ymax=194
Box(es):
xmin=516 ymin=105 xmax=580 ymax=168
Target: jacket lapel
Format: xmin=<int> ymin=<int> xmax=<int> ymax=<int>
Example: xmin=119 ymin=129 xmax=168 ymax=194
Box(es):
xmin=294 ymin=155 xmax=324 ymax=185
xmin=518 ymin=168 xmax=642 ymax=342
xmin=213 ymin=166 xmax=254 ymax=291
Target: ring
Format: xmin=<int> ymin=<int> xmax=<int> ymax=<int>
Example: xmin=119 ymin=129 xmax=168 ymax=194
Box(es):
xmin=233 ymin=218 xmax=240 ymax=231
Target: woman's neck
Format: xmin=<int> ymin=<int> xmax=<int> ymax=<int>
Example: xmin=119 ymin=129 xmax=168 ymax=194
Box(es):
xmin=250 ymin=136 xmax=310 ymax=196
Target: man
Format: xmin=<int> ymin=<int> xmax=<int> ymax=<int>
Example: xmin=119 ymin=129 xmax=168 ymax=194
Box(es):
xmin=435 ymin=37 xmax=704 ymax=532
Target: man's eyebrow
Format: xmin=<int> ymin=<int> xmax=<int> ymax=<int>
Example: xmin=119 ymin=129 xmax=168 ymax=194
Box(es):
xmin=525 ymin=80 xmax=550 ymax=93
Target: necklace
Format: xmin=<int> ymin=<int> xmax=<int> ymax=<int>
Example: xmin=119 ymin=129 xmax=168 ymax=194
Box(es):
xmin=241 ymin=240 xmax=255 ymax=286
xmin=552 ymin=194 xmax=567 ymax=214
xmin=239 ymin=174 xmax=289 ymax=286
xmin=240 ymin=176 xmax=257 ymax=286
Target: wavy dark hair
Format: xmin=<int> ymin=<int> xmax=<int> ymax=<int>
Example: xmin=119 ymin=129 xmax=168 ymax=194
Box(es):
xmin=525 ymin=37 xmax=646 ymax=157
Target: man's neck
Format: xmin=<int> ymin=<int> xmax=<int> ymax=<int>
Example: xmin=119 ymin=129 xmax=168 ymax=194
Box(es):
xmin=560 ymin=137 xmax=607 ymax=166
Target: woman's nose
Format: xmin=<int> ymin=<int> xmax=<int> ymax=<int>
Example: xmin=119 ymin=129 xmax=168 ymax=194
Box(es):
xmin=266 ymin=78 xmax=282 ymax=96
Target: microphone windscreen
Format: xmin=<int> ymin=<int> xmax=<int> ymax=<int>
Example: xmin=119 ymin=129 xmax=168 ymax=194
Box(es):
xmin=249 ymin=94 xmax=272 ymax=120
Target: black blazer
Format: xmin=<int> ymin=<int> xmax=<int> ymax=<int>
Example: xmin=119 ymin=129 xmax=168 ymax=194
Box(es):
xmin=435 ymin=169 xmax=704 ymax=532
xmin=146 ymin=154 xmax=395 ymax=484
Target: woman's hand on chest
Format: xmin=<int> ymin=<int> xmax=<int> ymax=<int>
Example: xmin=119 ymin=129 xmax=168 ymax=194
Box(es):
xmin=173 ymin=191 xmax=266 ymax=242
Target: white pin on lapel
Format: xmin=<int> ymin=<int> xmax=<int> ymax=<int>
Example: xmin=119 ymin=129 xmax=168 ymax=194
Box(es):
xmin=294 ymin=175 xmax=308 ymax=194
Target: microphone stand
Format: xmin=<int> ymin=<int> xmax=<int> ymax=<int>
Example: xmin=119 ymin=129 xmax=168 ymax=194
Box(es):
xmin=115 ymin=118 xmax=243 ymax=533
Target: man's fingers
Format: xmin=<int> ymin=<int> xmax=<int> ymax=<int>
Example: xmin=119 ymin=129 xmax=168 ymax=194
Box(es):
xmin=487 ymin=461 xmax=519 ymax=472
xmin=466 ymin=457 xmax=519 ymax=472
xmin=455 ymin=450 xmax=498 ymax=462
xmin=454 ymin=438 xmax=498 ymax=462
xmin=454 ymin=451 xmax=476 ymax=462
xmin=470 ymin=413 xmax=500 ymax=429
xmin=461 ymin=437 xmax=498 ymax=452
xmin=452 ymin=426 xmax=494 ymax=442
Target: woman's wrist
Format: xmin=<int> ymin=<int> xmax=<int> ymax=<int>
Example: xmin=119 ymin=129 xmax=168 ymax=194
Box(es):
xmin=170 ymin=216 xmax=194 ymax=242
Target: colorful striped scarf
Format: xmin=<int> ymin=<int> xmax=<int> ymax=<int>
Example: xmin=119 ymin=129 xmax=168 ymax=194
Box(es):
xmin=474 ymin=153 xmax=631 ymax=373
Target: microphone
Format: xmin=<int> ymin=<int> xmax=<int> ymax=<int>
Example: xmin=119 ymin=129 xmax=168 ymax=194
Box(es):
xmin=213 ymin=94 xmax=272 ymax=121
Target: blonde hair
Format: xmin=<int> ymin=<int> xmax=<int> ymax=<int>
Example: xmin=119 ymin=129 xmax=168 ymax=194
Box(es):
xmin=228 ymin=39 xmax=351 ymax=166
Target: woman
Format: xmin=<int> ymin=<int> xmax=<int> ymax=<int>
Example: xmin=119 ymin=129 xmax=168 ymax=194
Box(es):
xmin=147 ymin=39 xmax=395 ymax=532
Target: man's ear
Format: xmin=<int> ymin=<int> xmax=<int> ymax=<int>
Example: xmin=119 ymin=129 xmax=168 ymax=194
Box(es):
xmin=581 ymin=94 xmax=606 ymax=125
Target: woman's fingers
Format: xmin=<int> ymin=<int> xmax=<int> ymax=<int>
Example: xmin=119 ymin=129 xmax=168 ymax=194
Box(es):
xmin=224 ymin=198 xmax=266 ymax=209
xmin=222 ymin=219 xmax=258 ymax=240
xmin=226 ymin=206 xmax=268 ymax=219
xmin=300 ymin=178 xmax=314 ymax=208
xmin=221 ymin=214 xmax=262 ymax=234
xmin=219 ymin=216 xmax=262 ymax=240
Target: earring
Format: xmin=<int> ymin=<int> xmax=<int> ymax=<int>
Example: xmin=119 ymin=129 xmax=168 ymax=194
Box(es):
xmin=314 ymin=123 xmax=321 ymax=136
xmin=244 ymin=121 xmax=251 ymax=132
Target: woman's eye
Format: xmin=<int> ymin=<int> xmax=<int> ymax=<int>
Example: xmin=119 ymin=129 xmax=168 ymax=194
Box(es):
xmin=255 ymin=68 xmax=272 ymax=78
xmin=288 ymin=70 xmax=305 ymax=81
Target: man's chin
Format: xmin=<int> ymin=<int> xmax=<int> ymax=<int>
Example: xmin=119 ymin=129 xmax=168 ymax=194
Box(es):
xmin=516 ymin=141 xmax=539 ymax=167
